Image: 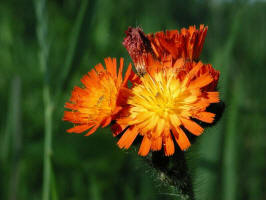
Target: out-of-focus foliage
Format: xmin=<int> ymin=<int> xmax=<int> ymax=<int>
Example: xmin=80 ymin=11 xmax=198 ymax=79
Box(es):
xmin=0 ymin=0 xmax=265 ymax=200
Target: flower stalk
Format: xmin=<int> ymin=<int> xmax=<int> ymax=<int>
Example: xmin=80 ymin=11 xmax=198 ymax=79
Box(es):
xmin=149 ymin=150 xmax=195 ymax=200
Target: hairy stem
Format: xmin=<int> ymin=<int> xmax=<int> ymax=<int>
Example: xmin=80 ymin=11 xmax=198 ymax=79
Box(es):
xmin=147 ymin=150 xmax=195 ymax=200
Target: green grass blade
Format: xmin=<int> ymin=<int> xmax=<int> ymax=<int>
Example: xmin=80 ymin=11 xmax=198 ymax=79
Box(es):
xmin=4 ymin=77 xmax=22 ymax=200
xmin=194 ymin=7 xmax=243 ymax=200
xmin=42 ymin=86 xmax=53 ymax=200
xmin=35 ymin=0 xmax=54 ymax=200
xmin=51 ymin=166 xmax=58 ymax=200
xmin=57 ymin=0 xmax=89 ymax=92
xmin=222 ymin=77 xmax=241 ymax=200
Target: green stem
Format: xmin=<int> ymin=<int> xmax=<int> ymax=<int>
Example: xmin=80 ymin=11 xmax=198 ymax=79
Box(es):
xmin=148 ymin=151 xmax=195 ymax=200
xmin=35 ymin=0 xmax=53 ymax=199
xmin=8 ymin=77 xmax=22 ymax=200
xmin=56 ymin=0 xmax=89 ymax=92
xmin=222 ymin=77 xmax=240 ymax=200
xmin=42 ymin=85 xmax=53 ymax=200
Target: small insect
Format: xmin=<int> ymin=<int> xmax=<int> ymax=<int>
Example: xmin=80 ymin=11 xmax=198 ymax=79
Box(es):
xmin=97 ymin=95 xmax=105 ymax=105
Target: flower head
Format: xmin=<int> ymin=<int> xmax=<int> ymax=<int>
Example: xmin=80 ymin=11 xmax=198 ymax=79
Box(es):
xmin=115 ymin=61 xmax=219 ymax=156
xmin=123 ymin=25 xmax=208 ymax=74
xmin=63 ymin=57 xmax=133 ymax=136
xmin=63 ymin=25 xmax=222 ymax=158
xmin=147 ymin=25 xmax=208 ymax=62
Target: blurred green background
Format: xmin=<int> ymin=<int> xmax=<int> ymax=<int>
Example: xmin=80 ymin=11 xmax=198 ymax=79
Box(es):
xmin=1 ymin=0 xmax=265 ymax=199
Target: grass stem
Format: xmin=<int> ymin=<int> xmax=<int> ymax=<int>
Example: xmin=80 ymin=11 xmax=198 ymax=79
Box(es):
xmin=35 ymin=0 xmax=53 ymax=199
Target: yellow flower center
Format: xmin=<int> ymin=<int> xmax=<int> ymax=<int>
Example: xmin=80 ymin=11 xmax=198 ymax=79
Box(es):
xmin=128 ymin=70 xmax=198 ymax=137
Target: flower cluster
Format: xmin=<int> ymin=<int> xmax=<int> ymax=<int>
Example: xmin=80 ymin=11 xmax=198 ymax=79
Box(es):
xmin=63 ymin=25 xmax=220 ymax=156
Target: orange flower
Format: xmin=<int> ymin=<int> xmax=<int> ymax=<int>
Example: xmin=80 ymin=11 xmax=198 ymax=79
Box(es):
xmin=115 ymin=60 xmax=219 ymax=156
xmin=63 ymin=57 xmax=133 ymax=136
xmin=63 ymin=25 xmax=222 ymax=158
xmin=123 ymin=25 xmax=208 ymax=74
xmin=147 ymin=25 xmax=208 ymax=63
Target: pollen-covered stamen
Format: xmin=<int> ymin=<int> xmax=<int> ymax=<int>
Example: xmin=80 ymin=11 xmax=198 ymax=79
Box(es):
xmin=129 ymin=71 xmax=198 ymax=127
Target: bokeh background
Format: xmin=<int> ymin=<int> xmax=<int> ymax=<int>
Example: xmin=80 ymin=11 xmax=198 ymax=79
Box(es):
xmin=1 ymin=0 xmax=266 ymax=200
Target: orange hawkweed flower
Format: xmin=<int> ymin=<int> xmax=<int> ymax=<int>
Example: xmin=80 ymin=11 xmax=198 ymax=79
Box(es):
xmin=63 ymin=57 xmax=133 ymax=136
xmin=147 ymin=25 xmax=208 ymax=63
xmin=123 ymin=25 xmax=208 ymax=74
xmin=115 ymin=61 xmax=219 ymax=156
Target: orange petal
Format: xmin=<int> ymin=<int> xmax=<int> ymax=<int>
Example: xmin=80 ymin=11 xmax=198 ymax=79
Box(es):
xmin=150 ymin=41 xmax=160 ymax=57
xmin=112 ymin=58 xmax=117 ymax=78
xmin=84 ymin=123 xmax=100 ymax=136
xmin=80 ymin=74 xmax=93 ymax=89
xmin=63 ymin=111 xmax=84 ymax=123
xmin=64 ymin=102 xmax=77 ymax=110
xmin=183 ymin=62 xmax=203 ymax=85
xmin=173 ymin=58 xmax=185 ymax=68
xmin=69 ymin=86 xmax=88 ymax=102
xmin=104 ymin=57 xmax=117 ymax=78
xmin=151 ymin=137 xmax=162 ymax=151
xmin=67 ymin=124 xmax=93 ymax=134
xmin=117 ymin=117 xmax=131 ymax=125
xmin=117 ymin=58 xmax=124 ymax=85
xmin=112 ymin=106 xmax=123 ymax=115
xmin=194 ymin=112 xmax=215 ymax=123
xmin=162 ymin=55 xmax=173 ymax=68
xmin=189 ymin=62 xmax=203 ymax=77
xmin=138 ymin=136 xmax=152 ymax=156
xmin=181 ymin=118 xmax=204 ymax=136
xmin=122 ymin=63 xmax=132 ymax=87
xmin=207 ymin=92 xmax=220 ymax=103
xmin=189 ymin=73 xmax=213 ymax=89
xmin=94 ymin=63 xmax=105 ymax=74
xmin=163 ymin=134 xmax=175 ymax=156
xmin=86 ymin=69 xmax=99 ymax=83
xmin=101 ymin=116 xmax=112 ymax=128
xmin=117 ymin=127 xmax=139 ymax=149
xmin=172 ymin=128 xmax=191 ymax=151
